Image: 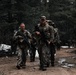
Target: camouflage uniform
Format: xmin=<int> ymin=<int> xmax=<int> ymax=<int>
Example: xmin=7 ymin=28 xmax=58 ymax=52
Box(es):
xmin=14 ymin=29 xmax=31 ymax=69
xmin=35 ymin=23 xmax=54 ymax=70
xmin=54 ymin=27 xmax=60 ymax=51
xmin=47 ymin=20 xmax=60 ymax=52
xmin=30 ymin=34 xmax=37 ymax=62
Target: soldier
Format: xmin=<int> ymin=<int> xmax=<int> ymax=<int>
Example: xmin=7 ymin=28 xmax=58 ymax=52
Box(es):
xmin=30 ymin=33 xmax=37 ymax=62
xmin=34 ymin=16 xmax=55 ymax=71
xmin=47 ymin=20 xmax=60 ymax=51
xmin=14 ymin=23 xmax=31 ymax=69
xmin=51 ymin=22 xmax=60 ymax=51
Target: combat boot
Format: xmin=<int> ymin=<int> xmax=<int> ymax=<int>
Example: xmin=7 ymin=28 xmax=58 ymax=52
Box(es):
xmin=39 ymin=65 xmax=47 ymax=71
xmin=51 ymin=62 xmax=54 ymax=67
xmin=46 ymin=63 xmax=50 ymax=67
xmin=16 ymin=65 xmax=20 ymax=69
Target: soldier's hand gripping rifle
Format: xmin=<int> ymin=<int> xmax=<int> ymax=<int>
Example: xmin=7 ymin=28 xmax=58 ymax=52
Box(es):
xmin=17 ymin=32 xmax=30 ymax=48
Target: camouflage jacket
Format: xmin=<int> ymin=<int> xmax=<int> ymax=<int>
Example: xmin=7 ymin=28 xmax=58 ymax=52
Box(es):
xmin=54 ymin=28 xmax=60 ymax=43
xmin=34 ymin=23 xmax=54 ymax=42
xmin=14 ymin=29 xmax=31 ymax=39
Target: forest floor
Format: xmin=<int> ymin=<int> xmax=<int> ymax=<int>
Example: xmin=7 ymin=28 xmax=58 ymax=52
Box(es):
xmin=0 ymin=48 xmax=76 ymax=75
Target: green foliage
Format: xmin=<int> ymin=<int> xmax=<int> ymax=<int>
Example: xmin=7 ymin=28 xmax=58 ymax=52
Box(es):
xmin=49 ymin=0 xmax=76 ymax=42
xmin=0 ymin=0 xmax=76 ymax=44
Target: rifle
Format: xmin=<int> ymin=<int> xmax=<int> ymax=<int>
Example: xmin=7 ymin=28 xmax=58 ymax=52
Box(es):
xmin=17 ymin=31 xmax=30 ymax=48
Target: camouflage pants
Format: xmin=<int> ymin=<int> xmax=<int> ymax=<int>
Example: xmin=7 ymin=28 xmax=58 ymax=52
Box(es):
xmin=38 ymin=41 xmax=50 ymax=68
xmin=17 ymin=46 xmax=27 ymax=66
xmin=49 ymin=43 xmax=55 ymax=65
xmin=30 ymin=44 xmax=36 ymax=62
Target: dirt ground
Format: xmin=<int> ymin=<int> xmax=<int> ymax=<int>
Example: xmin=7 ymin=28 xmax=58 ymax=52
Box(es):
xmin=0 ymin=48 xmax=76 ymax=75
